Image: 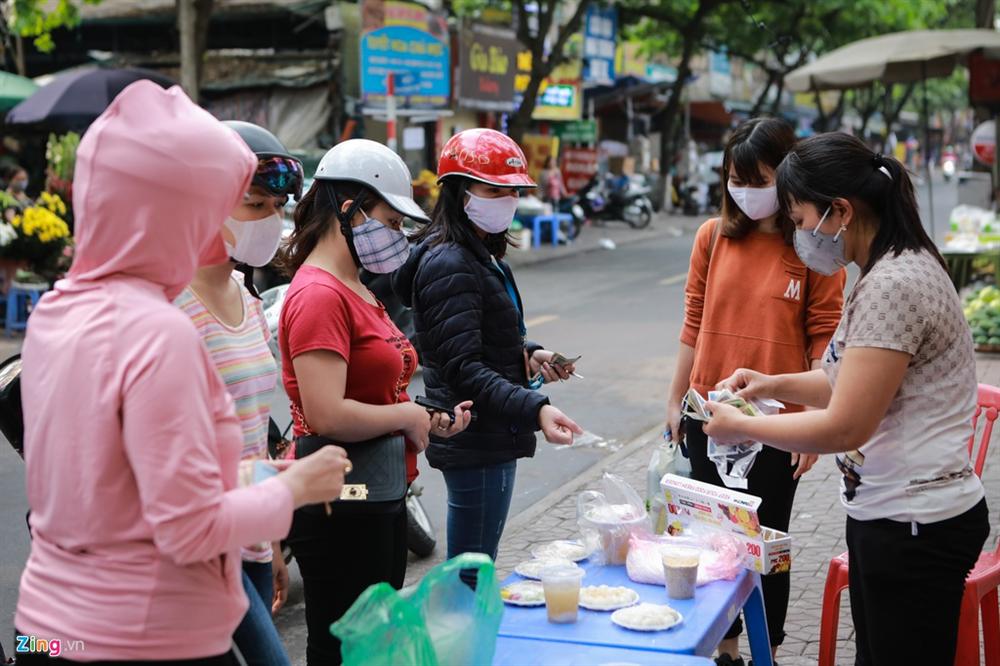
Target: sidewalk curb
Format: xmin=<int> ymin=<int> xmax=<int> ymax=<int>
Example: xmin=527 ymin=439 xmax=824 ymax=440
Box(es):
xmin=500 ymin=424 xmax=663 ymax=538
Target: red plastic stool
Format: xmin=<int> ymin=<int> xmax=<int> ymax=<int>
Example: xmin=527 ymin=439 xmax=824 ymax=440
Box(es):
xmin=955 ymin=543 xmax=1000 ymax=666
xmin=818 ymin=552 xmax=850 ymax=666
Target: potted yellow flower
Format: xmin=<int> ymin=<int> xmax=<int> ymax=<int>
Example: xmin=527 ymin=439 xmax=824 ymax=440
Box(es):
xmin=0 ymin=191 xmax=72 ymax=290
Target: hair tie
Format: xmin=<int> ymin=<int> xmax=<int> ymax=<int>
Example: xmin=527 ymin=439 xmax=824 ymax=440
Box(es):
xmin=871 ymin=153 xmax=893 ymax=181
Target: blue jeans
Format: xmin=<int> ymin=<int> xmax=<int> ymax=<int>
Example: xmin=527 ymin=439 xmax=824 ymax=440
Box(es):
xmin=443 ymin=461 xmax=517 ymax=567
xmin=233 ymin=561 xmax=291 ymax=666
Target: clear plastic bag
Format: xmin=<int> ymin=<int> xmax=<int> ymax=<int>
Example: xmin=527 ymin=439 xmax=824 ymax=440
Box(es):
xmin=625 ymin=530 xmax=744 ymax=586
xmin=331 ymin=553 xmax=502 ymax=666
xmin=646 ymin=434 xmax=677 ymax=509
xmin=577 ymin=473 xmax=648 ymax=566
xmin=706 ymin=395 xmax=783 ymax=489
xmin=647 ymin=434 xmax=678 ymax=533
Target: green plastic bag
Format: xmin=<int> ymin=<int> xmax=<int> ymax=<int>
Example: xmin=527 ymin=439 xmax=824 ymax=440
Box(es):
xmin=331 ymin=553 xmax=503 ymax=666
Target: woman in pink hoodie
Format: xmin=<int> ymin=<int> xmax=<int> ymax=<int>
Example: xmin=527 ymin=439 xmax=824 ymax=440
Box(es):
xmin=14 ymin=81 xmax=350 ymax=664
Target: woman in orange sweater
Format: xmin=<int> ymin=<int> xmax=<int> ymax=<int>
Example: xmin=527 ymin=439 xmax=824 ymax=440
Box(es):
xmin=665 ymin=118 xmax=846 ymax=666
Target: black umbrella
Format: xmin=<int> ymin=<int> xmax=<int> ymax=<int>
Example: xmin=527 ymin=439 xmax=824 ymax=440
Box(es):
xmin=5 ymin=67 xmax=176 ymax=131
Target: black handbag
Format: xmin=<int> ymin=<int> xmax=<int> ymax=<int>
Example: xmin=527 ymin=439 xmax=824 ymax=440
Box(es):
xmin=294 ymin=433 xmax=406 ymax=515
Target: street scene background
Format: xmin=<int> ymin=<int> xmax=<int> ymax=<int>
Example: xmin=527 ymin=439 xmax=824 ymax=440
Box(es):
xmin=1 ymin=0 xmax=999 ymax=662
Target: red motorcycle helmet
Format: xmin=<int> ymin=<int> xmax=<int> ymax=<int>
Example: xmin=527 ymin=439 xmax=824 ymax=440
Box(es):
xmin=437 ymin=128 xmax=537 ymax=188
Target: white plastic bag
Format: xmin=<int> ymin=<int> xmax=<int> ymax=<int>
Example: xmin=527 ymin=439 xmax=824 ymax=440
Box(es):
xmin=577 ymin=473 xmax=648 ymax=566
xmin=706 ymin=395 xmax=783 ymax=489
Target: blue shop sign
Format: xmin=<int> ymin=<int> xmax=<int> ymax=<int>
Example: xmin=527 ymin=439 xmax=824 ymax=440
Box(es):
xmin=360 ymin=26 xmax=450 ymax=108
xmin=583 ymin=4 xmax=617 ymax=85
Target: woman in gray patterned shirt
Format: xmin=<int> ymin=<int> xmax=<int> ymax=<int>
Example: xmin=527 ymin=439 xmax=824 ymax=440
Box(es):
xmin=704 ymin=132 xmax=988 ymax=666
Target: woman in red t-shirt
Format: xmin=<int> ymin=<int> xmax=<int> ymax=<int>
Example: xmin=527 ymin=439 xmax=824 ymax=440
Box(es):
xmin=277 ymin=140 xmax=472 ymax=666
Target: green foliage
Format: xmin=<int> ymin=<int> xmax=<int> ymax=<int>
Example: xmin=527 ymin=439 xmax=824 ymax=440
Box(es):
xmin=6 ymin=0 xmax=102 ymax=53
xmin=905 ymin=68 xmax=970 ymax=116
xmin=621 ymin=0 xmax=979 ymax=74
xmin=45 ymin=132 xmax=80 ymax=182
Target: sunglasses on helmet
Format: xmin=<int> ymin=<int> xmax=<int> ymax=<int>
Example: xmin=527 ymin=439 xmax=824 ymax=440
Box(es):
xmin=253 ymin=156 xmax=304 ymax=200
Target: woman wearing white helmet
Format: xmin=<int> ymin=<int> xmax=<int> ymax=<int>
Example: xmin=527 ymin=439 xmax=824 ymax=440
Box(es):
xmin=276 ymin=139 xmax=473 ymax=665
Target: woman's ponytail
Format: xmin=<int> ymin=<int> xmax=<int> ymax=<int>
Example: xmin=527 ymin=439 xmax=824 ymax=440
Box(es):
xmin=870 ymin=153 xmax=947 ymax=274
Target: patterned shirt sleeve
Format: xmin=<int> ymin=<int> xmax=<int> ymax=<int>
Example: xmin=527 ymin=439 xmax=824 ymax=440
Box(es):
xmin=842 ymin=269 xmax=928 ymax=356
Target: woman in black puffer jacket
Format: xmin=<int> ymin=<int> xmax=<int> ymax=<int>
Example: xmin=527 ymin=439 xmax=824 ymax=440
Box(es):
xmin=393 ymin=129 xmax=582 ymax=568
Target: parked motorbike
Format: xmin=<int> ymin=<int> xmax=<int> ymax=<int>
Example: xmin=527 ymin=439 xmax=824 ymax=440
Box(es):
xmin=579 ymin=174 xmax=653 ymax=229
xmin=260 ymin=283 xmax=437 ymax=559
xmin=672 ymin=175 xmax=703 ymax=216
xmin=556 ymin=196 xmax=586 ymax=241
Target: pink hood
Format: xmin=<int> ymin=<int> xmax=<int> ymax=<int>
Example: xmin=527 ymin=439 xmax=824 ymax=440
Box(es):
xmin=16 ymin=82 xmax=295 ymax=661
xmin=68 ymin=80 xmax=255 ymax=298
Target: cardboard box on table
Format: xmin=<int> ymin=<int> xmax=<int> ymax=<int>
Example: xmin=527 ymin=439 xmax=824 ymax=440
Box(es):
xmin=659 ymin=473 xmax=792 ymax=575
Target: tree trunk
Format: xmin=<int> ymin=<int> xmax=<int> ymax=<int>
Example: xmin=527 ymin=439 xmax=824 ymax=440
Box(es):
xmin=508 ymin=0 xmax=587 ymax=144
xmin=856 ymin=87 xmax=879 ymax=139
xmin=508 ymin=68 xmax=545 ymax=145
xmin=177 ymin=0 xmax=213 ymax=103
xmin=882 ymin=82 xmax=916 ymax=142
xmin=976 ymin=0 xmax=996 ymax=28
xmin=828 ymin=91 xmax=846 ymax=132
xmin=14 ymin=35 xmax=25 ymax=77
xmin=751 ymin=72 xmax=776 ymax=117
xmin=813 ymin=89 xmax=828 ymax=130
xmin=658 ymin=57 xmax=693 ymax=177
xmin=769 ymin=76 xmax=786 ymax=115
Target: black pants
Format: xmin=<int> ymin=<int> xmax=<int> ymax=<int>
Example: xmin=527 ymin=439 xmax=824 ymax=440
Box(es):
xmin=286 ymin=500 xmax=408 ymax=666
xmin=687 ymin=420 xmax=798 ymax=647
xmin=847 ymin=498 xmax=989 ymax=666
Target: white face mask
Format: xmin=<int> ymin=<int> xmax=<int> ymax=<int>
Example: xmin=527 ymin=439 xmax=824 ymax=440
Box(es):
xmin=352 ymin=214 xmax=410 ymax=274
xmin=223 ymin=212 xmax=284 ymax=267
xmin=727 ymin=183 xmax=780 ymax=221
xmin=464 ymin=191 xmax=519 ymax=234
xmin=793 ymin=205 xmax=848 ymax=276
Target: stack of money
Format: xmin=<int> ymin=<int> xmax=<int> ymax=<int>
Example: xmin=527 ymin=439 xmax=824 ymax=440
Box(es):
xmin=682 ymin=388 xmax=761 ymax=422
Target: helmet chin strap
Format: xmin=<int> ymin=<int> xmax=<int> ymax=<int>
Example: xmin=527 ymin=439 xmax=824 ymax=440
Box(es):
xmin=325 ymin=185 xmax=367 ymax=268
xmin=233 ymin=262 xmax=260 ymax=300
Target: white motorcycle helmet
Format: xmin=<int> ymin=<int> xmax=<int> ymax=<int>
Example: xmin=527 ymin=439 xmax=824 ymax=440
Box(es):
xmin=314 ymin=139 xmax=430 ymax=224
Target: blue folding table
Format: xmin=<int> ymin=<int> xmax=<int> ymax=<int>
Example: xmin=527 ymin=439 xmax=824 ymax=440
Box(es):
xmin=493 ymin=636 xmax=716 ymax=665
xmin=496 ymin=561 xmax=772 ymax=665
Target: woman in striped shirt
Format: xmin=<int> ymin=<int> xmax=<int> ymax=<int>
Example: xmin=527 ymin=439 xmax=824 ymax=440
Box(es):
xmin=176 ymin=122 xmax=303 ymax=666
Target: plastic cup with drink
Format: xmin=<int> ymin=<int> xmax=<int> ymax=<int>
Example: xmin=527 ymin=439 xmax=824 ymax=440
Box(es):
xmin=661 ymin=544 xmax=701 ymax=600
xmin=539 ymin=563 xmax=585 ymax=624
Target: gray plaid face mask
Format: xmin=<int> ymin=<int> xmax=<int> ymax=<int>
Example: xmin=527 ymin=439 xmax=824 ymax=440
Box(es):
xmin=352 ymin=214 xmax=410 ymax=274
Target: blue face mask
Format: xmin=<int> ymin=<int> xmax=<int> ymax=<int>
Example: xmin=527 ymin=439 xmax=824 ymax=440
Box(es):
xmin=793 ymin=205 xmax=848 ymax=276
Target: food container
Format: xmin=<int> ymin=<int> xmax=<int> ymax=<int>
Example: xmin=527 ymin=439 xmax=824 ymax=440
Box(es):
xmin=659 ymin=473 xmax=792 ymax=575
xmin=577 ymin=495 xmax=647 ymax=565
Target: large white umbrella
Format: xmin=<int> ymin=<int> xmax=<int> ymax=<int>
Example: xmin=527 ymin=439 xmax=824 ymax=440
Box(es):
xmin=786 ymin=29 xmax=1000 ymax=237
xmin=786 ymin=29 xmax=1000 ymax=92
